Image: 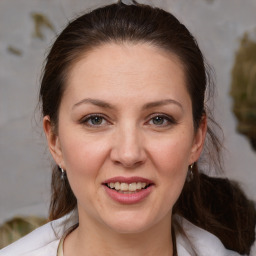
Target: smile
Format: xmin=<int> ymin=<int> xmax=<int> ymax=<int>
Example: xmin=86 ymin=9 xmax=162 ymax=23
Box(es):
xmin=106 ymin=182 xmax=150 ymax=193
xmin=103 ymin=177 xmax=154 ymax=204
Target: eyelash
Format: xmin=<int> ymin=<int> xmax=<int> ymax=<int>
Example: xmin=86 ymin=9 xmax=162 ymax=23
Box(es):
xmin=146 ymin=114 xmax=177 ymax=127
xmin=80 ymin=113 xmax=177 ymax=128
xmin=80 ymin=114 xmax=109 ymax=127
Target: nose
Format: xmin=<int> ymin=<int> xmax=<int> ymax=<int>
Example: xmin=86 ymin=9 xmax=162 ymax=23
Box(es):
xmin=110 ymin=124 xmax=147 ymax=168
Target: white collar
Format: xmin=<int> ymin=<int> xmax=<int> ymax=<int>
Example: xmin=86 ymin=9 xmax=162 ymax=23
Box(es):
xmin=0 ymin=213 xmax=248 ymax=256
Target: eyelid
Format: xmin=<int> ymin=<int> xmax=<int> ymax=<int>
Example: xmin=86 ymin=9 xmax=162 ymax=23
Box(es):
xmin=80 ymin=113 xmax=111 ymax=127
xmin=146 ymin=113 xmax=177 ymax=126
xmin=79 ymin=113 xmax=177 ymax=128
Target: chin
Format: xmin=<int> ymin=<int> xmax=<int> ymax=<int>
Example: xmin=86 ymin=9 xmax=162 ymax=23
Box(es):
xmin=102 ymin=211 xmax=159 ymax=234
xmin=108 ymin=221 xmax=151 ymax=234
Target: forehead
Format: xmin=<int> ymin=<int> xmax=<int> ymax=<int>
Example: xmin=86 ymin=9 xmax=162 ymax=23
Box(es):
xmin=64 ymin=43 xmax=190 ymax=105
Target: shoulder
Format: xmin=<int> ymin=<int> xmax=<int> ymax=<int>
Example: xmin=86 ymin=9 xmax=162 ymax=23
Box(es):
xmin=0 ymin=213 xmax=77 ymax=256
xmin=0 ymin=221 xmax=59 ymax=256
xmin=175 ymin=215 xmax=246 ymax=256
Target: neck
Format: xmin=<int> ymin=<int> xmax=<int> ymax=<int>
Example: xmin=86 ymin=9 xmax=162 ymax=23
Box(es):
xmin=64 ymin=212 xmax=174 ymax=256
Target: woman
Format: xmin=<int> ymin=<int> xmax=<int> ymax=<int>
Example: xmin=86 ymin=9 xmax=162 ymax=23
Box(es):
xmin=1 ymin=1 xmax=255 ymax=255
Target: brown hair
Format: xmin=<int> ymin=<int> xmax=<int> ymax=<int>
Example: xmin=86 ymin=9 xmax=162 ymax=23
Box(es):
xmin=39 ymin=1 xmax=255 ymax=254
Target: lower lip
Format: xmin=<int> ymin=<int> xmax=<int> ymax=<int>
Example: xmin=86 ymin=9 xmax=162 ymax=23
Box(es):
xmin=103 ymin=185 xmax=153 ymax=204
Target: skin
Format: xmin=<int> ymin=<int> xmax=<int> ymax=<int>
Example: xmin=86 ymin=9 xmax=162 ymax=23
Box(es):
xmin=44 ymin=43 xmax=207 ymax=256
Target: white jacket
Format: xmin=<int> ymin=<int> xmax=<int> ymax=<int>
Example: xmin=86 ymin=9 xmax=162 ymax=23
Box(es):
xmin=0 ymin=214 xmax=254 ymax=256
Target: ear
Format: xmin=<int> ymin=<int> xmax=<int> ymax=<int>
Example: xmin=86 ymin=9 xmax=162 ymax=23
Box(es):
xmin=43 ymin=116 xmax=63 ymax=167
xmin=189 ymin=114 xmax=207 ymax=164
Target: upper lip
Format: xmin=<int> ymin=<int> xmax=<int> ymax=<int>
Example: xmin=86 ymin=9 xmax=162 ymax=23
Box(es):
xmin=103 ymin=176 xmax=154 ymax=184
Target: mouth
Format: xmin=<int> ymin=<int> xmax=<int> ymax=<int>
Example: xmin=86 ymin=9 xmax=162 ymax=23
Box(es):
xmin=102 ymin=177 xmax=154 ymax=204
xmin=102 ymin=176 xmax=154 ymax=193
xmin=104 ymin=182 xmax=152 ymax=193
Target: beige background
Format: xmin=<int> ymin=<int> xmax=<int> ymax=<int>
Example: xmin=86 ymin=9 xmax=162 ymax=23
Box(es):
xmin=0 ymin=0 xmax=256 ymax=224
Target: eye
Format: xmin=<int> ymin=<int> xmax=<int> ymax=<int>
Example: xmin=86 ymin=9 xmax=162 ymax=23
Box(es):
xmin=151 ymin=116 xmax=166 ymax=125
xmin=80 ymin=114 xmax=108 ymax=127
xmin=147 ymin=114 xmax=176 ymax=127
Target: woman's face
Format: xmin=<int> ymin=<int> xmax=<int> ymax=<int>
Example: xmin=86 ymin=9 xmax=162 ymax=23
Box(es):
xmin=44 ymin=43 xmax=206 ymax=234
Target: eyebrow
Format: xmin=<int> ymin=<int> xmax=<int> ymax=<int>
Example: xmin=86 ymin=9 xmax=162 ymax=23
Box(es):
xmin=72 ymin=98 xmax=183 ymax=110
xmin=73 ymin=98 xmax=115 ymax=110
xmin=142 ymin=99 xmax=183 ymax=110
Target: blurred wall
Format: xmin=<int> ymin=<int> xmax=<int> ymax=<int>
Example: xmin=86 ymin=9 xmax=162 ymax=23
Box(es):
xmin=1 ymin=0 xmax=256 ymax=224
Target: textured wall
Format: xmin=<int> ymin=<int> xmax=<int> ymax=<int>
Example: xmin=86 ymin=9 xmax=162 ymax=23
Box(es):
xmin=1 ymin=0 xmax=256 ymax=224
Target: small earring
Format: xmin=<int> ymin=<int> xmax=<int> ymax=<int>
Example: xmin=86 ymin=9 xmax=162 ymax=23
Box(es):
xmin=186 ymin=163 xmax=194 ymax=182
xmin=59 ymin=166 xmax=66 ymax=180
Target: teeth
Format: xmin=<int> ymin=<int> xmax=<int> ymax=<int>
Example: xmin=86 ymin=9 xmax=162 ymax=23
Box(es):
xmin=107 ymin=182 xmax=148 ymax=192
xmin=120 ymin=183 xmax=128 ymax=191
xmin=114 ymin=182 xmax=120 ymax=190
xmin=136 ymin=182 xmax=142 ymax=190
xmin=129 ymin=183 xmax=136 ymax=191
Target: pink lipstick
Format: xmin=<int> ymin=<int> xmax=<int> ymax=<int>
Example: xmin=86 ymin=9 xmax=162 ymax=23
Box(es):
xmin=102 ymin=176 xmax=154 ymax=204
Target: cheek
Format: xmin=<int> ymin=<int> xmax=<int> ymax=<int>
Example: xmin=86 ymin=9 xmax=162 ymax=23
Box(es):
xmin=148 ymin=132 xmax=193 ymax=206
xmin=59 ymin=131 xmax=110 ymax=178
xmin=149 ymin=134 xmax=192 ymax=177
xmin=59 ymin=133 xmax=111 ymax=209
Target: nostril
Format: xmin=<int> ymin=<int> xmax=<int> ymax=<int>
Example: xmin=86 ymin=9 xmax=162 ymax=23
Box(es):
xmin=110 ymin=133 xmax=147 ymax=167
xmin=113 ymin=159 xmax=145 ymax=169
